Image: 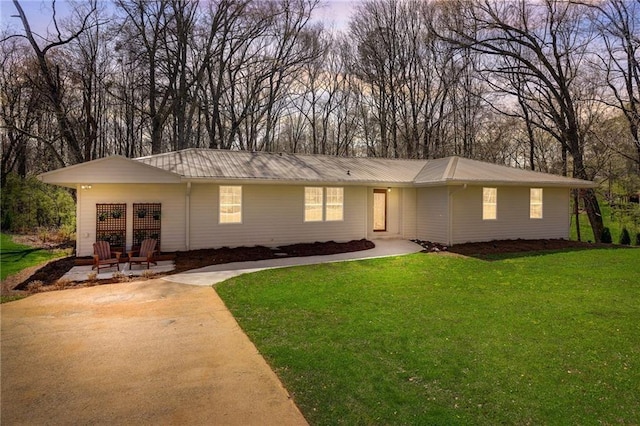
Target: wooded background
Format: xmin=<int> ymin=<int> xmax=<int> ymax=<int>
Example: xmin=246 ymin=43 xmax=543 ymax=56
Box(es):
xmin=2 ymin=0 xmax=639 ymax=240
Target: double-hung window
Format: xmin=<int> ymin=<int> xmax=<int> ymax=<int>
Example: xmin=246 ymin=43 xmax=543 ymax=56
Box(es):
xmin=530 ymin=188 xmax=543 ymax=219
xmin=483 ymin=187 xmax=497 ymax=220
xmin=219 ymin=186 xmax=242 ymax=224
xmin=304 ymin=187 xmax=324 ymax=222
xmin=325 ymin=187 xmax=344 ymax=221
xmin=305 ymin=187 xmax=344 ymax=222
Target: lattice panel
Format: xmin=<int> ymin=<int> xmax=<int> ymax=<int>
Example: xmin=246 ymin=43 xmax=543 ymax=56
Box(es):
xmin=96 ymin=203 xmax=127 ymax=251
xmin=133 ymin=203 xmax=161 ymax=249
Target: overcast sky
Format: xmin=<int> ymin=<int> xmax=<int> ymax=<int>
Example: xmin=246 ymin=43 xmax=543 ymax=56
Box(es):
xmin=1 ymin=0 xmax=357 ymax=36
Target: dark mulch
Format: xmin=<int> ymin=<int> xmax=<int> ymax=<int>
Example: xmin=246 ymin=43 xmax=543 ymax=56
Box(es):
xmin=173 ymin=239 xmax=375 ymax=273
xmin=9 ymin=239 xmax=375 ymax=291
xmin=12 ymin=257 xmax=77 ymax=291
xmin=446 ymin=238 xmax=625 ymax=258
xmin=6 ymin=238 xmax=627 ymax=293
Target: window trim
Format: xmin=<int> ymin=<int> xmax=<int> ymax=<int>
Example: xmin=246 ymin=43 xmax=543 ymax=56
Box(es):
xmin=482 ymin=187 xmax=497 ymax=221
xmin=304 ymin=187 xmax=324 ymax=222
xmin=304 ymin=186 xmax=345 ymax=222
xmin=219 ymin=185 xmax=242 ymax=224
xmin=325 ymin=187 xmax=344 ymax=222
xmin=530 ymin=188 xmax=543 ymax=219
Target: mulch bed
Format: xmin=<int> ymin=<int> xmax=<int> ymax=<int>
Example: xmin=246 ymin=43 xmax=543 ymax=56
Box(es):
xmin=4 ymin=238 xmax=628 ymax=294
xmin=7 ymin=239 xmax=375 ymax=291
xmin=410 ymin=238 xmax=628 ymax=259
xmin=172 ymin=239 xmax=375 ymax=274
xmin=446 ymin=238 xmax=619 ymax=258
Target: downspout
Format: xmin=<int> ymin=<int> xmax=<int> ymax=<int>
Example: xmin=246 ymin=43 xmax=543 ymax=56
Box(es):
xmin=185 ymin=181 xmax=191 ymax=251
xmin=76 ymin=184 xmax=82 ymax=256
xmin=448 ymin=184 xmax=467 ymax=246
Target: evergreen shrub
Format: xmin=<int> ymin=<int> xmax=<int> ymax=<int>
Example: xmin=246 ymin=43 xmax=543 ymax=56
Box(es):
xmin=619 ymin=228 xmax=631 ymax=245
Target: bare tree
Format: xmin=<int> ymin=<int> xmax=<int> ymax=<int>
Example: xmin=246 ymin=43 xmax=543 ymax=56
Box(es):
xmin=0 ymin=39 xmax=45 ymax=184
xmin=7 ymin=0 xmax=100 ymax=165
xmin=436 ymin=0 xmax=605 ymax=240
xmin=587 ymin=0 xmax=640 ymax=172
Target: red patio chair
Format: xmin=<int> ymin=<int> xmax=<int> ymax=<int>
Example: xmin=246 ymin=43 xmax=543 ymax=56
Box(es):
xmin=93 ymin=241 xmax=121 ymax=272
xmin=128 ymin=239 xmax=158 ymax=269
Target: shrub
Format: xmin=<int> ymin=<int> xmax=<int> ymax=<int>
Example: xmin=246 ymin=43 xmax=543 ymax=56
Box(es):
xmin=26 ymin=280 xmax=44 ymax=293
xmin=141 ymin=270 xmax=156 ymax=279
xmin=619 ymin=228 xmax=631 ymax=245
xmin=55 ymin=278 xmax=72 ymax=290
xmin=112 ymin=271 xmax=130 ymax=283
xmin=601 ymin=227 xmax=612 ymax=243
xmin=636 ymin=233 xmax=640 ymax=246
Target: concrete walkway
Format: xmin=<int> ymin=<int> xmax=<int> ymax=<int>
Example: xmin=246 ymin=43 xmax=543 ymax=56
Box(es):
xmin=164 ymin=239 xmax=423 ymax=286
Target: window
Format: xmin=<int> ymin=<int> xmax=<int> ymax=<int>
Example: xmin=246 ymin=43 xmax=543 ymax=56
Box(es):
xmin=483 ymin=187 xmax=497 ymax=220
xmin=220 ymin=186 xmax=242 ymax=223
xmin=530 ymin=188 xmax=543 ymax=219
xmin=305 ymin=187 xmax=344 ymax=222
xmin=305 ymin=187 xmax=324 ymax=222
xmin=325 ymin=187 xmax=344 ymax=221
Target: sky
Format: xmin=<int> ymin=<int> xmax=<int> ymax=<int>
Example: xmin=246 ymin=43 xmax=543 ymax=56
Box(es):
xmin=0 ymin=0 xmax=358 ymax=36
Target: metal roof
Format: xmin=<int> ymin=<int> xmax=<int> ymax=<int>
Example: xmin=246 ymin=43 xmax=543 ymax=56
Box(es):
xmin=135 ymin=149 xmax=427 ymax=184
xmin=132 ymin=149 xmax=596 ymax=187
xmin=413 ymin=156 xmax=596 ymax=187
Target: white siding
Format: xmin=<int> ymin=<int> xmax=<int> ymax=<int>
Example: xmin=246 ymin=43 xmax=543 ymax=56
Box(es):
xmin=76 ymin=184 xmax=186 ymax=256
xmin=189 ymin=184 xmax=367 ymax=249
xmin=451 ymin=186 xmax=570 ymax=244
xmin=74 ymin=182 xmax=572 ymax=255
xmin=416 ymin=186 xmax=449 ymax=243
xmin=402 ymin=188 xmax=417 ymax=239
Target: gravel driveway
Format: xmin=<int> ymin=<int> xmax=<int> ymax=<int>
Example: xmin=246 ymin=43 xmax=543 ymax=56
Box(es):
xmin=1 ymin=280 xmax=307 ymax=425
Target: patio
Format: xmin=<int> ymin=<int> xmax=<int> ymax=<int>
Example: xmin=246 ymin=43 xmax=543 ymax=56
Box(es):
xmin=62 ymin=260 xmax=175 ymax=282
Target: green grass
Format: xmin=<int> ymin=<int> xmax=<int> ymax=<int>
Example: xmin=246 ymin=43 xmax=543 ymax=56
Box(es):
xmin=217 ymin=249 xmax=640 ymax=425
xmin=570 ymin=200 xmax=640 ymax=243
xmin=0 ymin=233 xmax=66 ymax=281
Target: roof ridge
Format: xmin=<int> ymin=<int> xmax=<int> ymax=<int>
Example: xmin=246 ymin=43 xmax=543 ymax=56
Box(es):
xmin=138 ymin=148 xmax=436 ymax=164
xmin=443 ymin=156 xmax=459 ymax=180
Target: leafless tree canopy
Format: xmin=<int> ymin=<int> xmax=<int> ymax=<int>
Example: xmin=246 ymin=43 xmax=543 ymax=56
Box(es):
xmin=2 ymin=0 xmax=639 ymax=239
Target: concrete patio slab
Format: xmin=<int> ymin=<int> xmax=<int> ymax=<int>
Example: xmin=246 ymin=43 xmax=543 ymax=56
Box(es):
xmin=165 ymin=239 xmax=423 ymax=286
xmin=62 ymin=260 xmax=175 ymax=281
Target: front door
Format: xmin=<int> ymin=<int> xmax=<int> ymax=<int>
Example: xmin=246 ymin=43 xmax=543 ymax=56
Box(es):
xmin=373 ymin=189 xmax=387 ymax=232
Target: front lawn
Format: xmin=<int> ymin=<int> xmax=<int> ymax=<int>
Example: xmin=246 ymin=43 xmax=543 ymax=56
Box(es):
xmin=217 ymin=248 xmax=639 ymax=425
xmin=0 ymin=233 xmax=67 ymax=281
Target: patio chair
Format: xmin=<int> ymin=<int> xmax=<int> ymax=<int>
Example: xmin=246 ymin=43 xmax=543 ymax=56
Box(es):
xmin=93 ymin=241 xmax=121 ymax=272
xmin=128 ymin=238 xmax=158 ymax=269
